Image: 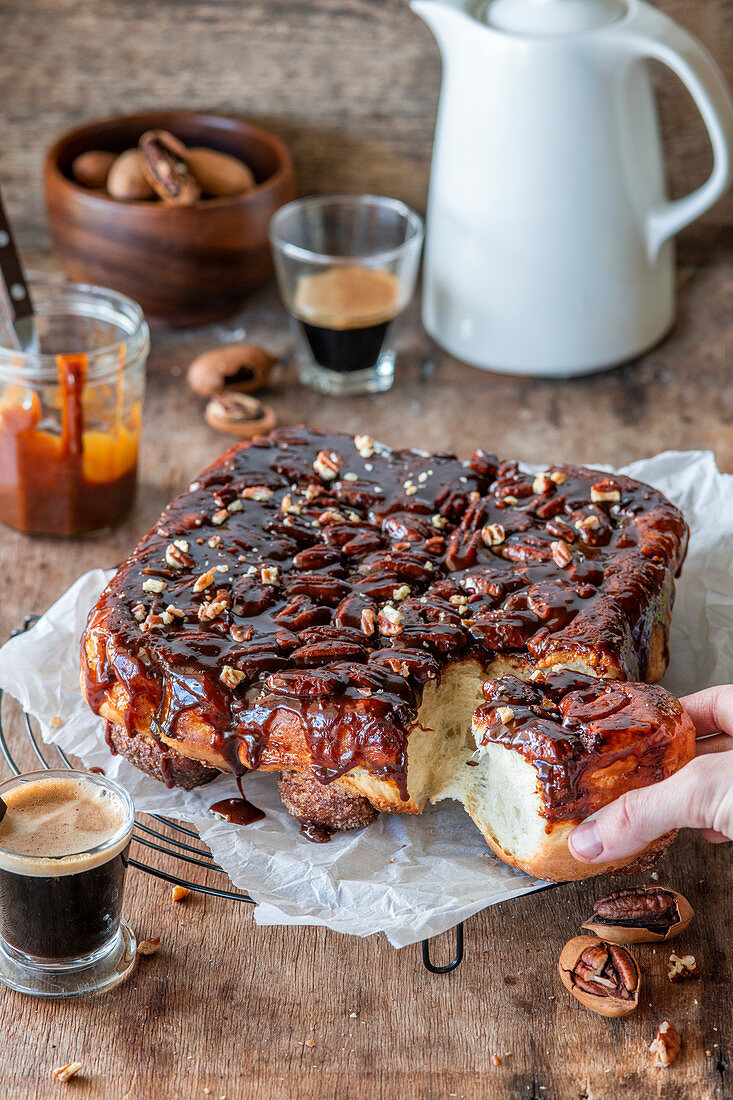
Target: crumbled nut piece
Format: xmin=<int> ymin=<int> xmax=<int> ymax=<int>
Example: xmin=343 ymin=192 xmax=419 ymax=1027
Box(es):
xmin=392 ymin=584 xmax=411 ymax=602
xmin=591 ymin=482 xmax=621 ymax=503
xmin=211 ymin=509 xmax=228 ymax=525
xmin=165 ymin=540 xmax=192 ymax=570
xmin=280 ymin=494 xmax=302 ymax=516
xmin=575 ymin=514 xmax=601 ymax=530
xmin=140 ymin=612 xmax=169 ymax=633
xmin=132 ymin=602 xmax=146 ymax=622
xmin=208 ymin=534 xmax=223 ymax=548
xmin=668 ymin=954 xmax=700 ymax=982
xmin=343 ymin=471 xmax=359 ymax=482
xmin=495 ymin=706 xmax=515 ymax=725
xmin=165 ymin=604 xmax=185 ymax=619
xmin=551 ymin=540 xmax=573 ymax=567
xmin=142 ymin=577 xmax=167 ymax=594
xmin=230 ymin=624 xmax=254 ymax=643
xmin=404 ymin=485 xmax=418 ymax=496
xmin=360 ymin=608 xmax=377 ymax=636
xmin=304 ymin=1039 xmax=315 ymax=1048
xmin=378 ymin=604 xmax=403 ymax=635
xmin=317 ymin=509 xmax=343 ymax=525
xmin=261 ymin=565 xmax=280 ymax=585
xmin=193 ymin=567 xmax=217 ymax=594
xmin=313 ymin=450 xmax=340 ymax=480
xmin=481 ymin=523 xmax=506 ymax=547
xmin=172 ymin=885 xmax=190 ymax=903
xmin=220 ymin=665 xmax=246 ymax=689
xmin=137 ymin=937 xmax=161 ymax=956
xmin=491 ymin=1055 xmax=501 ymax=1067
xmin=198 ymin=593 xmax=230 ymax=621
xmin=354 ymin=434 xmax=375 ymax=458
xmin=241 ymin=486 xmax=273 ymax=501
xmin=533 ymin=473 xmax=552 ymax=494
xmin=227 ymin=500 xmax=243 ymax=513
xmin=431 ymin=513 xmax=447 ymax=530
xmin=52 ymin=1062 xmax=83 ymax=1083
xmin=650 ymin=1020 xmax=681 ymax=1066
xmin=503 ymin=495 xmax=518 ymax=505
xmin=549 ymin=471 xmax=568 ymax=485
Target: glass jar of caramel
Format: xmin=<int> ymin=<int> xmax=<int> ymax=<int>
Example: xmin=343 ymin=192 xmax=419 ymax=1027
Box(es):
xmin=0 ymin=277 xmax=149 ymax=536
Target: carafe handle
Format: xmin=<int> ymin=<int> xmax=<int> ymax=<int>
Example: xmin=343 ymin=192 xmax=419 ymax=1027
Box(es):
xmin=621 ymin=4 xmax=733 ymax=259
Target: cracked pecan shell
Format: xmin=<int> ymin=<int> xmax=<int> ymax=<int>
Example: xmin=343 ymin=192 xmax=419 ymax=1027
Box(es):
xmin=581 ymin=886 xmax=694 ymax=944
xmin=559 ymin=936 xmax=640 ymax=1017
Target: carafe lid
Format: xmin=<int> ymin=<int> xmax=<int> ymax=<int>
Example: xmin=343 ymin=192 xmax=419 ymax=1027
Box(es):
xmin=478 ymin=0 xmax=626 ymax=35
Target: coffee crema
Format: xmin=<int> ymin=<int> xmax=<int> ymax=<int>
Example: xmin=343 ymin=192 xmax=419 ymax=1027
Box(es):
xmin=292 ymin=267 xmax=401 ymax=374
xmin=0 ymin=775 xmax=128 ymax=876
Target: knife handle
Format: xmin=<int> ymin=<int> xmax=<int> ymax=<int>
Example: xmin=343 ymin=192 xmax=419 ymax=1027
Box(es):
xmin=0 ymin=185 xmax=33 ymax=324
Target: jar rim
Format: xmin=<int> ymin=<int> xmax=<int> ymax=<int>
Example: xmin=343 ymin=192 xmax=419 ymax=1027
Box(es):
xmin=0 ymin=273 xmax=150 ymax=382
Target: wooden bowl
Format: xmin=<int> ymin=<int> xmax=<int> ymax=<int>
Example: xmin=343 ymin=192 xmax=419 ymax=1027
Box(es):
xmin=44 ymin=111 xmax=295 ymax=328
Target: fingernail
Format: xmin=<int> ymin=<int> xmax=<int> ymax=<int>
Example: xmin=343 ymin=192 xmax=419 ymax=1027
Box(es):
xmin=570 ymin=820 xmax=604 ymax=861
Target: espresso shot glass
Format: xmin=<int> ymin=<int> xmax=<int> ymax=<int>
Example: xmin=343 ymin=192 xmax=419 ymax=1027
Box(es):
xmin=270 ymin=195 xmax=424 ymax=396
xmin=0 ymin=770 xmax=136 ymax=997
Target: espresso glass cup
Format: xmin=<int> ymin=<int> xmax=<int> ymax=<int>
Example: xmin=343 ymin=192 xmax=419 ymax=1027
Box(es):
xmin=0 ymin=770 xmax=137 ymax=997
xmin=269 ymin=195 xmax=424 ymax=396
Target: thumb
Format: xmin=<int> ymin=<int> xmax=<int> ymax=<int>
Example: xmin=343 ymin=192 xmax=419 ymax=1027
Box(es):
xmin=568 ymin=754 xmax=733 ymax=864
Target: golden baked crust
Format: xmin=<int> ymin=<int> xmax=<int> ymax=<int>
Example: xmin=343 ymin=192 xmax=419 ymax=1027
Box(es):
xmin=80 ymin=428 xmax=689 ymax=869
xmin=470 ymin=673 xmax=695 ymax=880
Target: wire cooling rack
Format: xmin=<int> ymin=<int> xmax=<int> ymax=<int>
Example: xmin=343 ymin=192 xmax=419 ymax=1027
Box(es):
xmin=0 ymin=617 xmax=464 ymax=974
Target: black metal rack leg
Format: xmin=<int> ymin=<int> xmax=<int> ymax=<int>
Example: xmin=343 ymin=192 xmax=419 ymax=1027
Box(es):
xmin=421 ymin=922 xmax=464 ymax=973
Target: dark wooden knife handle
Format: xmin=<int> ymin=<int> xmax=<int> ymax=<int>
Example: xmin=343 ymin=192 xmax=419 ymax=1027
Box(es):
xmin=0 ymin=186 xmax=32 ymax=324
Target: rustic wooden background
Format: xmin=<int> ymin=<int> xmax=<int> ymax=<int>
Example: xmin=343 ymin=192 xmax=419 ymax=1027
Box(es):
xmin=0 ymin=1 xmax=731 ymax=1098
xmin=0 ymin=0 xmax=731 ymax=261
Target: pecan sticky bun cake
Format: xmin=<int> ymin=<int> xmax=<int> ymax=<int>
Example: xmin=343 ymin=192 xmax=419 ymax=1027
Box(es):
xmin=80 ymin=428 xmax=693 ymax=880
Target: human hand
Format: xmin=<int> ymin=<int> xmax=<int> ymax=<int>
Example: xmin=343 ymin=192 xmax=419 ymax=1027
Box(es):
xmin=568 ymin=685 xmax=733 ymax=864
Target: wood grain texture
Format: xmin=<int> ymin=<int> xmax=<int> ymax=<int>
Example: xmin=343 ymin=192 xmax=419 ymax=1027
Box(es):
xmin=0 ymin=0 xmax=730 ymax=263
xmin=0 ymin=250 xmax=730 ymax=1099
xmin=0 ymin=1 xmax=731 ymax=1095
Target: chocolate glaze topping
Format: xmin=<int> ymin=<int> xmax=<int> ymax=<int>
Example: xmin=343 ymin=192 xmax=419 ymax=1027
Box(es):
xmin=82 ymin=428 xmax=688 ymax=802
xmin=475 ymin=672 xmax=687 ymax=822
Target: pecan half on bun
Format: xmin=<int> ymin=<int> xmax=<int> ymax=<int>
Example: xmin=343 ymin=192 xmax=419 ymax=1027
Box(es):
xmin=79 ymin=429 xmax=692 ymax=868
xmin=559 ymin=936 xmax=640 ymax=1017
xmin=581 ymin=886 xmax=694 ymax=944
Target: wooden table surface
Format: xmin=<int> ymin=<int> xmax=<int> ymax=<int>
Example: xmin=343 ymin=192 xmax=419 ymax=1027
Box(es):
xmin=0 ymin=245 xmax=730 ymax=1099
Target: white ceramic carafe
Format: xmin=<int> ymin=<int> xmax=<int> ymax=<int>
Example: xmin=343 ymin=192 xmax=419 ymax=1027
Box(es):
xmin=412 ymin=0 xmax=733 ymax=376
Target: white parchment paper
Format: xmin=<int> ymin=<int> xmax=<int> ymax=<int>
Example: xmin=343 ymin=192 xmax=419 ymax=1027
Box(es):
xmin=0 ymin=450 xmax=730 ymax=947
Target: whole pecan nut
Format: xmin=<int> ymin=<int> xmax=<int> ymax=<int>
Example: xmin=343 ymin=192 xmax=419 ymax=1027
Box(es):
xmin=558 ymin=936 xmax=640 ymax=1017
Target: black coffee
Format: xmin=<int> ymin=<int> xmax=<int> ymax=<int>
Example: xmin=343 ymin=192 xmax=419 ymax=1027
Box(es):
xmin=292 ymin=267 xmax=400 ymax=374
xmin=0 ymin=852 xmax=129 ymax=960
xmin=0 ymin=775 xmax=130 ymax=961
xmin=297 ymin=317 xmax=395 ymax=374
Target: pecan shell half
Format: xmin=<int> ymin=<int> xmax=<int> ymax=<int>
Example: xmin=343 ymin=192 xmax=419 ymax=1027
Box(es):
xmin=558 ymin=936 xmax=640 ymax=1017
xmin=581 ymin=886 xmax=694 ymax=944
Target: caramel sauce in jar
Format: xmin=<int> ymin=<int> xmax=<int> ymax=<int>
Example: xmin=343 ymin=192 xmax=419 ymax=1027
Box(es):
xmin=0 ymin=280 xmax=148 ymax=537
